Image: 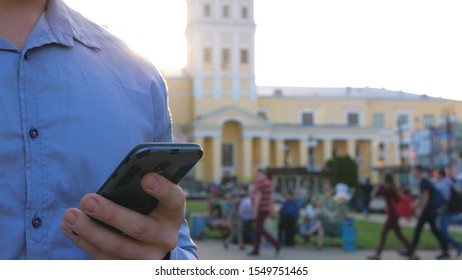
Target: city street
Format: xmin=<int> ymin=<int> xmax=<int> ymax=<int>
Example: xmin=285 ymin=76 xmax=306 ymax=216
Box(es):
xmin=196 ymin=238 xmax=461 ymax=260
xmin=195 ymin=213 xmax=462 ymax=260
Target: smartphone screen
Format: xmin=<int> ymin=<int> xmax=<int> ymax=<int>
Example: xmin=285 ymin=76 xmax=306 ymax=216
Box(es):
xmin=96 ymin=142 xmax=203 ymax=214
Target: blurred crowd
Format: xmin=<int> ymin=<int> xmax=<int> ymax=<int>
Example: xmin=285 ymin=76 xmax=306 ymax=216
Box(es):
xmin=191 ymin=166 xmax=462 ymax=260
xmin=192 ymin=173 xmax=353 ymax=255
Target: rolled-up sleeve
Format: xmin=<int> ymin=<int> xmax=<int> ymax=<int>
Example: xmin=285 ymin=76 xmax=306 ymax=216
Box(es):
xmin=168 ymin=220 xmax=198 ymax=260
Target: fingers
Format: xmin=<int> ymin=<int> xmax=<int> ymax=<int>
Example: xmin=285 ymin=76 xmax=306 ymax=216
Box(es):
xmin=60 ymin=211 xmax=117 ymax=260
xmin=79 ymin=193 xmax=178 ymax=248
xmin=140 ymin=173 xmax=186 ymax=222
xmin=61 ymin=173 xmax=184 ymax=259
xmin=61 ymin=208 xmax=170 ymax=259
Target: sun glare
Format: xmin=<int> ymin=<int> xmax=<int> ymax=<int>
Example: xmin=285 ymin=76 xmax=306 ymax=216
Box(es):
xmin=64 ymin=0 xmax=187 ymax=71
xmin=64 ymin=0 xmax=462 ymax=100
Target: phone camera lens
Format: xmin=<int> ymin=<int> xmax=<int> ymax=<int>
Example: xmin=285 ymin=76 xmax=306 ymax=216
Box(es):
xmin=154 ymin=161 xmax=171 ymax=172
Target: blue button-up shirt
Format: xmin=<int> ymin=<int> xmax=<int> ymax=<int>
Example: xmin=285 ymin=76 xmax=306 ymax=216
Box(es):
xmin=0 ymin=0 xmax=197 ymax=260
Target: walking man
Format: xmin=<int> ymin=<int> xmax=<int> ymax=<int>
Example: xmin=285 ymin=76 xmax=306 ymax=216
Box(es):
xmin=248 ymin=168 xmax=281 ymax=256
xmin=402 ymin=165 xmax=449 ymax=259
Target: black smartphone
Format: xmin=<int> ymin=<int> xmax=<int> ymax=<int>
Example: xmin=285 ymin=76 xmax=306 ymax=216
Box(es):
xmin=96 ymin=142 xmax=203 ymax=215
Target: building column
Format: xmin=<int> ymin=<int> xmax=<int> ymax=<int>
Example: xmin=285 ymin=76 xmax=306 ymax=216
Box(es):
xmin=347 ymin=139 xmax=356 ymax=158
xmin=193 ymin=136 xmax=205 ymax=182
xmin=323 ymin=139 xmax=332 ymax=162
xmin=212 ymin=135 xmax=222 ymax=184
xmin=260 ymin=137 xmax=270 ymax=168
xmin=299 ymin=139 xmax=308 ymax=169
xmin=275 ymin=139 xmax=285 ymax=166
xmin=232 ymin=32 xmax=240 ymax=99
xmin=369 ymin=140 xmax=381 ymax=182
xmin=213 ymin=31 xmax=221 ymax=99
xmin=371 ymin=140 xmax=379 ymax=169
xmin=242 ymin=137 xmax=253 ymax=181
xmin=388 ymin=141 xmax=397 ymax=166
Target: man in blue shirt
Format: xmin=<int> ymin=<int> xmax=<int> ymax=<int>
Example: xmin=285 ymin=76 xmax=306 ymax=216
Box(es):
xmin=435 ymin=169 xmax=462 ymax=258
xmin=0 ymin=0 xmax=197 ymax=259
xmin=401 ymin=165 xmax=448 ymax=260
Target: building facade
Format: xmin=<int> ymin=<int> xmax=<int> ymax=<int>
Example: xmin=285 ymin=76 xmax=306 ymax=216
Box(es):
xmin=165 ymin=0 xmax=462 ymax=185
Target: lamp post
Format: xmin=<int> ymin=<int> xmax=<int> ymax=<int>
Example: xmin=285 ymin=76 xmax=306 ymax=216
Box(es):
xmin=279 ymin=141 xmax=290 ymax=194
xmin=397 ymin=118 xmax=407 ymax=186
xmin=442 ymin=106 xmax=457 ymax=173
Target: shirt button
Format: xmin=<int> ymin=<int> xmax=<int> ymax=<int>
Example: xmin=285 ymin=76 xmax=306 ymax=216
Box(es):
xmin=32 ymin=217 xmax=42 ymax=228
xmin=29 ymin=128 xmax=39 ymax=139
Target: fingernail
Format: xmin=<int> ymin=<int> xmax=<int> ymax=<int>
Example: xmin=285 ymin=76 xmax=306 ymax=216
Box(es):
xmin=145 ymin=174 xmax=159 ymax=192
xmin=83 ymin=198 xmax=99 ymax=214
xmin=64 ymin=211 xmax=78 ymax=226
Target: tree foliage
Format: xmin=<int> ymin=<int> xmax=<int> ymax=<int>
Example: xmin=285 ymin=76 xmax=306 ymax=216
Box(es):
xmin=323 ymin=155 xmax=359 ymax=189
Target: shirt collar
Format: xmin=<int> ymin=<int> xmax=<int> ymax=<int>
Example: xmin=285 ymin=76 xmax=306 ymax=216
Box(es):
xmin=45 ymin=0 xmax=102 ymax=50
xmin=0 ymin=39 xmax=17 ymax=51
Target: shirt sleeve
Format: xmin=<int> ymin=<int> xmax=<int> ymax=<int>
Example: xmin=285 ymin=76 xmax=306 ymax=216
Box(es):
xmin=167 ymin=220 xmax=198 ymax=260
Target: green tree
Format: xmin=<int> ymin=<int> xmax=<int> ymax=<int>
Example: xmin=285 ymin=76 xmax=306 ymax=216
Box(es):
xmin=323 ymin=155 xmax=359 ymax=190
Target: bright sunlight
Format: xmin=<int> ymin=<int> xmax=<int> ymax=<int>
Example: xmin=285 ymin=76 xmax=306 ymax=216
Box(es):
xmin=63 ymin=0 xmax=462 ymax=100
xmin=64 ymin=0 xmax=187 ymax=71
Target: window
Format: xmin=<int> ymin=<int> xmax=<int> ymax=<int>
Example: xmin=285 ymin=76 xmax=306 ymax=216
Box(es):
xmin=204 ymin=4 xmax=211 ymax=17
xmin=347 ymin=112 xmax=359 ymax=126
xmin=423 ymin=114 xmax=434 ymax=128
xmin=373 ymin=113 xmax=384 ymax=128
xmin=241 ymin=7 xmax=248 ymax=18
xmin=240 ymin=49 xmax=248 ymax=64
xmin=223 ymin=5 xmax=229 ymax=18
xmin=203 ymin=48 xmax=212 ymax=64
xmin=222 ymin=48 xmax=230 ymax=68
xmin=301 ymin=112 xmax=314 ymax=126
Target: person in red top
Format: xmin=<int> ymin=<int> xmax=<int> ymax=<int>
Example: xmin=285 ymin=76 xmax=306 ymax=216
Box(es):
xmin=368 ymin=173 xmax=413 ymax=260
xmin=248 ymin=168 xmax=281 ymax=256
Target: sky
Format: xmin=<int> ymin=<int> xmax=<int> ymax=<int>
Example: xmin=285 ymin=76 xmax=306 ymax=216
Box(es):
xmin=63 ymin=0 xmax=462 ymax=101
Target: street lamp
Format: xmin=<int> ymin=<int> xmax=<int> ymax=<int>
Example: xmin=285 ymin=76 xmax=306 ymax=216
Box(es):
xmin=441 ymin=106 xmax=457 ymax=173
xmin=307 ymin=136 xmax=317 ymax=171
xmin=397 ymin=118 xmax=407 ymax=186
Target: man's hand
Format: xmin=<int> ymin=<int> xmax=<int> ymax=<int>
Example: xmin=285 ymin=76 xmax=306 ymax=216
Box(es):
xmin=61 ymin=173 xmax=185 ymax=259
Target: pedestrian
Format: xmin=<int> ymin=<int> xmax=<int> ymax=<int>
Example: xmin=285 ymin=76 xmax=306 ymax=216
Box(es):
xmin=0 ymin=0 xmax=195 ymax=259
xmin=361 ymin=178 xmax=374 ymax=217
xmin=248 ymin=168 xmax=281 ymax=256
xmin=224 ymin=193 xmax=244 ymax=250
xmin=368 ymin=173 xmax=413 ymax=260
xmin=239 ymin=186 xmax=254 ymax=245
xmin=435 ymin=169 xmax=462 ymax=257
xmin=401 ymin=165 xmax=449 ymax=260
xmin=278 ymin=191 xmax=300 ymax=247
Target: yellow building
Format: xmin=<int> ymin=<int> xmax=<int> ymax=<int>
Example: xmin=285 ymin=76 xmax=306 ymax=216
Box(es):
xmin=165 ymin=0 xmax=462 ymax=185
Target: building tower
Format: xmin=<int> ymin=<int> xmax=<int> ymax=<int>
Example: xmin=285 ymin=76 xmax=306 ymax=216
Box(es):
xmin=185 ymin=0 xmax=257 ymax=114
xmin=181 ymin=0 xmax=267 ymax=183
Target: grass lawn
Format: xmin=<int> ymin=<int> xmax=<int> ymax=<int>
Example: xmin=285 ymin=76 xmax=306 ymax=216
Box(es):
xmin=186 ymin=200 xmax=209 ymax=213
xmin=186 ymin=199 xmax=462 ymax=249
xmin=355 ymin=220 xmax=462 ymax=250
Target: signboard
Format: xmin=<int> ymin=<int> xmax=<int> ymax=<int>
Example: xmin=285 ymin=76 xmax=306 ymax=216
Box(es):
xmin=412 ymin=129 xmax=432 ymax=156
